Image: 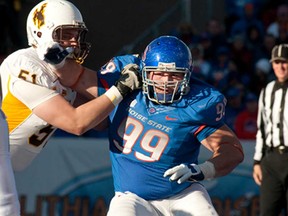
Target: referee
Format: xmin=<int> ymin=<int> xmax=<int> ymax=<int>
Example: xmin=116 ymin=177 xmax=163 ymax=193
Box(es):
xmin=253 ymin=44 xmax=288 ymax=216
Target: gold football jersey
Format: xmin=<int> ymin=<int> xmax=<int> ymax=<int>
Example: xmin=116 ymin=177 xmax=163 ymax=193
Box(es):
xmin=0 ymin=47 xmax=76 ymax=171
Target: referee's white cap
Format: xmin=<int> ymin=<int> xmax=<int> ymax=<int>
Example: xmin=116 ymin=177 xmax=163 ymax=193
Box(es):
xmin=270 ymin=44 xmax=288 ymax=62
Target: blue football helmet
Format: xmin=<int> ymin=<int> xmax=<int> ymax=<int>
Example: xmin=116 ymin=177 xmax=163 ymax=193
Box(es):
xmin=142 ymin=35 xmax=193 ymax=104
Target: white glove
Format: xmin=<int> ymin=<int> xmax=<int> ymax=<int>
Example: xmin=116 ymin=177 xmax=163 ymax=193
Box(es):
xmin=164 ymin=164 xmax=205 ymax=184
xmin=115 ymin=63 xmax=142 ymax=97
xmin=36 ymin=42 xmax=74 ymax=68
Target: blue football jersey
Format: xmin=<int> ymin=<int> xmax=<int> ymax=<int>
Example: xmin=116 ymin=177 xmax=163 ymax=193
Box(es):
xmin=98 ymin=55 xmax=226 ymax=200
xmin=97 ymin=55 xmax=142 ymax=95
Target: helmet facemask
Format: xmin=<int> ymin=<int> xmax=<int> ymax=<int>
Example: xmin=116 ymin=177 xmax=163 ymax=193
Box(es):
xmin=53 ymin=25 xmax=91 ymax=64
xmin=142 ymin=63 xmax=191 ymax=104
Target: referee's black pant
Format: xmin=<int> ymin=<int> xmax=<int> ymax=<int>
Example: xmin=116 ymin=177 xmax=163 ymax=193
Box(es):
xmin=261 ymin=149 xmax=288 ymax=216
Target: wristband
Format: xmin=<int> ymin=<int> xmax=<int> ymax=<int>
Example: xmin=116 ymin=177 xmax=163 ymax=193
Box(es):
xmin=253 ymin=160 xmax=261 ymax=165
xmin=104 ymin=85 xmax=123 ymax=106
xmin=198 ymin=161 xmax=216 ymax=180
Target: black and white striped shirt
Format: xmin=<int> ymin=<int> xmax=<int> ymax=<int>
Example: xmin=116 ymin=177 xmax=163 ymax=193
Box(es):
xmin=254 ymin=80 xmax=288 ymax=161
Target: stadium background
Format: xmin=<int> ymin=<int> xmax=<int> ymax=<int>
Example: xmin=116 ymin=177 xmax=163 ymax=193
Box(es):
xmin=7 ymin=0 xmax=226 ymax=69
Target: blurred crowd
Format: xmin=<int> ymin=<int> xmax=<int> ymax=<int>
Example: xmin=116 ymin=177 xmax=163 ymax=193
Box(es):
xmin=55 ymin=1 xmax=288 ymax=139
xmin=169 ymin=1 xmax=288 ymax=140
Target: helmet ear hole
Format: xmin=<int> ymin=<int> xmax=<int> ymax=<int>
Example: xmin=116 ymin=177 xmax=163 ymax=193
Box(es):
xmin=36 ymin=32 xmax=42 ymax=38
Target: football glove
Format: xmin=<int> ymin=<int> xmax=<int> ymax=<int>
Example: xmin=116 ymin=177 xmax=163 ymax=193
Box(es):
xmin=164 ymin=163 xmax=205 ymax=184
xmin=36 ymin=42 xmax=74 ymax=68
xmin=115 ymin=63 xmax=142 ymax=97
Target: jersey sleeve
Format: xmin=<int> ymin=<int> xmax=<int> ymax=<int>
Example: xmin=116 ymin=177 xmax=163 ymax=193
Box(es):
xmin=97 ymin=55 xmax=141 ymax=96
xmin=254 ymin=88 xmax=265 ymax=162
xmin=11 ymin=79 xmax=58 ymax=110
xmin=194 ymin=93 xmax=227 ymax=141
xmin=4 ymin=50 xmax=60 ymax=110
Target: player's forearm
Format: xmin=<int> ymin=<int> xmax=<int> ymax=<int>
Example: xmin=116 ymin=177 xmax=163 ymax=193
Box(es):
xmin=72 ymin=95 xmax=115 ymax=134
xmin=36 ymin=64 xmax=141 ymax=135
xmin=209 ymin=141 xmax=244 ymax=177
xmin=34 ymin=89 xmax=118 ymax=135
xmin=201 ymin=124 xmax=244 ymax=178
xmin=68 ymin=85 xmax=122 ymax=134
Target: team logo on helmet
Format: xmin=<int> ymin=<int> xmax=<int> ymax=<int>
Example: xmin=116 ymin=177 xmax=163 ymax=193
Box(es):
xmin=33 ymin=3 xmax=47 ymax=29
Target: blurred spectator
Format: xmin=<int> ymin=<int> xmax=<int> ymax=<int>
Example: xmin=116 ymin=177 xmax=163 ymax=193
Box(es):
xmin=223 ymin=60 xmax=251 ymax=100
xmin=249 ymin=58 xmax=274 ymax=95
xmin=199 ymin=32 xmax=214 ymax=62
xmin=230 ymin=2 xmax=264 ymax=38
xmin=203 ymin=18 xmax=228 ymax=59
xmin=246 ymin=24 xmax=264 ymax=54
xmin=234 ymin=92 xmax=258 ymax=139
xmin=277 ymin=26 xmax=288 ymax=44
xmin=170 ymin=22 xmax=199 ymax=46
xmin=266 ymin=4 xmax=288 ymax=39
xmin=208 ymin=46 xmax=231 ymax=90
xmin=253 ymin=33 xmax=277 ymax=62
xmin=223 ymin=60 xmax=242 ymax=88
xmin=229 ymin=33 xmax=253 ymax=76
xmin=224 ymin=0 xmax=263 ymax=35
xmin=225 ymin=0 xmax=263 ymax=20
xmin=259 ymin=1 xmax=282 ymax=29
xmin=224 ymin=87 xmax=245 ymax=131
xmin=189 ymin=44 xmax=211 ymax=80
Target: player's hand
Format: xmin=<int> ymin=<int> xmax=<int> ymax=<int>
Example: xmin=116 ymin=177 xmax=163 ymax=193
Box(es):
xmin=115 ymin=63 xmax=142 ymax=97
xmin=37 ymin=42 xmax=74 ymax=67
xmin=163 ymin=164 xmax=205 ymax=184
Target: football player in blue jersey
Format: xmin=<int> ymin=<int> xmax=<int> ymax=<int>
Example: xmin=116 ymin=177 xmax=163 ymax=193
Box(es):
xmin=97 ymin=35 xmax=244 ymax=216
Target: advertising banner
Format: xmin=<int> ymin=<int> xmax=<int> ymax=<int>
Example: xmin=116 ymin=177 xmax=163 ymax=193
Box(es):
xmin=15 ymin=138 xmax=259 ymax=216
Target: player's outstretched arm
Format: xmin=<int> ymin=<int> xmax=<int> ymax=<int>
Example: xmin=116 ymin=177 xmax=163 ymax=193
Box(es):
xmin=164 ymin=124 xmax=243 ymax=184
xmin=200 ymin=124 xmax=244 ymax=177
xmin=67 ymin=63 xmax=142 ymax=105
xmin=32 ymin=64 xmax=142 ymax=135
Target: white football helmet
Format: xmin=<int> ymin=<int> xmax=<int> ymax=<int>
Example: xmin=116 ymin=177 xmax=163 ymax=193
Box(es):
xmin=26 ymin=0 xmax=91 ymax=63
